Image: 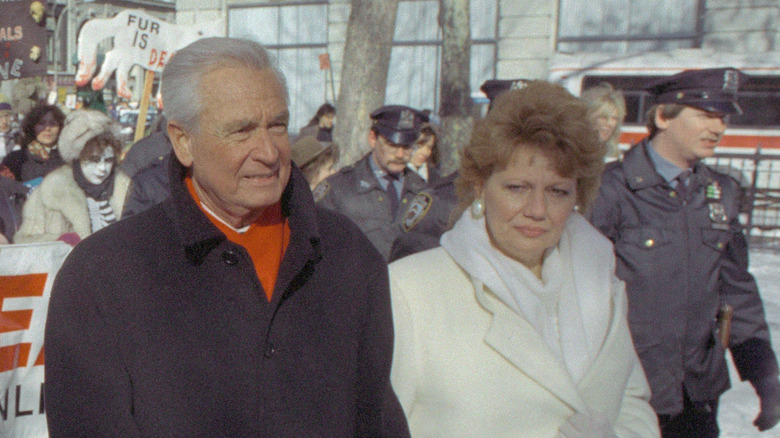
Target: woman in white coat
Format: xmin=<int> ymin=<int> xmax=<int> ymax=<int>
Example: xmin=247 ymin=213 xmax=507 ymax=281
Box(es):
xmin=15 ymin=110 xmax=130 ymax=245
xmin=389 ymin=81 xmax=660 ymax=437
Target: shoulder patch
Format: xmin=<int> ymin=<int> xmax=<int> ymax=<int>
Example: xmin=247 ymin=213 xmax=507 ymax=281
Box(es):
xmin=402 ymin=192 xmax=433 ymax=232
xmin=312 ymin=180 xmax=331 ymax=202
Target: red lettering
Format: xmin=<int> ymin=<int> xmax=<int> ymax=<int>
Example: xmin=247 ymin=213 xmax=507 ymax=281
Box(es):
xmin=157 ymin=51 xmax=168 ymax=68
xmin=148 ymin=48 xmax=158 ymax=67
xmin=0 ymin=274 xmax=47 ymax=372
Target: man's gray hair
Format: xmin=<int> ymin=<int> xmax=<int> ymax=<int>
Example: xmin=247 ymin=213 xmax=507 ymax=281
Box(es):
xmin=161 ymin=37 xmax=288 ymax=133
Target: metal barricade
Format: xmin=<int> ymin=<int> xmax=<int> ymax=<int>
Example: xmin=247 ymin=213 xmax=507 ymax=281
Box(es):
xmin=706 ymin=148 xmax=780 ymax=250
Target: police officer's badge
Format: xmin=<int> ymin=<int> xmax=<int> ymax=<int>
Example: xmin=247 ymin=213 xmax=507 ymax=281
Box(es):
xmin=709 ymin=202 xmax=728 ymax=224
xmin=312 ymin=181 xmax=331 ymax=203
xmin=402 ymin=193 xmax=433 ymax=232
xmin=398 ymin=109 xmax=415 ymax=129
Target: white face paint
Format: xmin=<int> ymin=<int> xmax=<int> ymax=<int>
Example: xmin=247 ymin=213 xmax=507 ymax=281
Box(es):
xmin=80 ymin=147 xmax=115 ymax=185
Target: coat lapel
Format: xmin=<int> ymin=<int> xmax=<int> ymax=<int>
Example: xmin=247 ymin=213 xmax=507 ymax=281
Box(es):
xmin=480 ymin=290 xmax=588 ymax=413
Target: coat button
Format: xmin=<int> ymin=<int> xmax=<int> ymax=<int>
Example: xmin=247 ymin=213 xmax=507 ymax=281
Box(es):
xmin=264 ymin=344 xmax=276 ymax=358
xmin=644 ymin=239 xmax=654 ymax=248
xmin=222 ymin=250 xmax=239 ymax=265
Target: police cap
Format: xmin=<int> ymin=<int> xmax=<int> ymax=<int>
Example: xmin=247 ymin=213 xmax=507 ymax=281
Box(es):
xmin=645 ymin=67 xmax=745 ymax=115
xmin=0 ymin=102 xmax=12 ymax=114
xmin=480 ymin=79 xmax=530 ymax=103
xmin=370 ymin=105 xmax=428 ymax=146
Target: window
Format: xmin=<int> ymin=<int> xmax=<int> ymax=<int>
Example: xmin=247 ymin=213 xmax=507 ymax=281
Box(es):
xmin=387 ymin=0 xmax=498 ymax=112
xmin=557 ymin=0 xmax=704 ymax=54
xmin=228 ymin=1 xmax=498 ymax=132
xmin=229 ymin=3 xmax=330 ymax=133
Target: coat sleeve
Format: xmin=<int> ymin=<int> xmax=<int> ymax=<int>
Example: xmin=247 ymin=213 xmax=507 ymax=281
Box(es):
xmin=389 ymin=272 xmax=419 ymax=418
xmin=355 ymin=257 xmax=411 ymax=437
xmin=719 ymin=194 xmax=779 ymax=383
xmin=589 ymin=170 xmax=623 ymax=243
xmin=14 ymin=187 xmax=65 ymax=243
xmin=44 ymin=249 xmax=141 ymax=438
xmin=611 ymin=278 xmax=661 ymax=438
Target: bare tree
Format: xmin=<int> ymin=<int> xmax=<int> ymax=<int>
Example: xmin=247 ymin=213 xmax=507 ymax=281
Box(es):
xmin=333 ymin=0 xmax=400 ymax=167
xmin=437 ymin=0 xmax=472 ymax=175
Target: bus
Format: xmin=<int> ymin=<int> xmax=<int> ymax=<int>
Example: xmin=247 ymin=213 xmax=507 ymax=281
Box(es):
xmin=548 ymin=49 xmax=780 ymax=154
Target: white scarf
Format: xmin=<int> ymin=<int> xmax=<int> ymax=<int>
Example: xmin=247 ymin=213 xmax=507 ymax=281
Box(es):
xmin=440 ymin=210 xmax=613 ymax=382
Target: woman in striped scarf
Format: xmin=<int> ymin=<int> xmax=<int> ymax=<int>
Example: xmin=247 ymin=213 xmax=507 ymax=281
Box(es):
xmin=14 ymin=110 xmax=130 ymax=245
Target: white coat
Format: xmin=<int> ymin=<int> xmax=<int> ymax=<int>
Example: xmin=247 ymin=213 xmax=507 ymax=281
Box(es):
xmin=389 ymin=247 xmax=660 ymax=437
xmin=15 ymin=165 xmax=130 ymax=243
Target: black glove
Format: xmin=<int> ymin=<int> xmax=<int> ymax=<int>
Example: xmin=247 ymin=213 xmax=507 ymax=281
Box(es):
xmin=752 ymin=376 xmax=780 ymax=431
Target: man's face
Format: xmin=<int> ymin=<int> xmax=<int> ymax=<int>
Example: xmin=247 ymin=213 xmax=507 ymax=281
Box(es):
xmin=0 ymin=112 xmax=11 ymax=133
xmin=369 ymin=130 xmax=412 ymax=175
xmin=169 ymin=66 xmax=291 ymax=227
xmin=656 ymin=106 xmax=727 ymax=166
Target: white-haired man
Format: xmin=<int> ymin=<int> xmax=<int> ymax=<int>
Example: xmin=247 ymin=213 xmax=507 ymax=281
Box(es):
xmin=45 ymin=37 xmax=408 ymax=437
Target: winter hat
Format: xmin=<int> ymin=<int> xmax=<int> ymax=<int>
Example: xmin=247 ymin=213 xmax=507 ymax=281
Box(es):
xmin=58 ymin=109 xmax=122 ymax=163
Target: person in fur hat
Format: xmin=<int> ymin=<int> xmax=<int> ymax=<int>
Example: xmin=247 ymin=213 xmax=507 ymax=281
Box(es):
xmin=14 ymin=109 xmax=130 ymax=245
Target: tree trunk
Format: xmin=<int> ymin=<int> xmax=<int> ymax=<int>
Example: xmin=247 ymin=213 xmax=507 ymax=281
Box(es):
xmin=333 ymin=0 xmax=400 ymax=168
xmin=438 ymin=0 xmax=472 ymax=176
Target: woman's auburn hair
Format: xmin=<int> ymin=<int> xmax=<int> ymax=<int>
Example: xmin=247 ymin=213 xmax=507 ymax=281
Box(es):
xmin=455 ymin=80 xmax=606 ymax=217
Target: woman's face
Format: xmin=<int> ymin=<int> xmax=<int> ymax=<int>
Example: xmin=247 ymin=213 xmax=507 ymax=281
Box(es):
xmin=593 ymin=103 xmax=620 ymax=143
xmin=34 ymin=112 xmax=60 ymax=146
xmin=80 ymin=147 xmax=116 ymax=185
xmin=318 ymin=113 xmax=335 ymax=129
xmin=479 ymin=146 xmax=577 ymax=273
xmin=411 ymin=137 xmax=434 ymax=167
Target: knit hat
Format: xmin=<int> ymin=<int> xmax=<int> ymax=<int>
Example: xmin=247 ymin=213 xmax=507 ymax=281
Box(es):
xmin=58 ymin=109 xmax=122 ymax=163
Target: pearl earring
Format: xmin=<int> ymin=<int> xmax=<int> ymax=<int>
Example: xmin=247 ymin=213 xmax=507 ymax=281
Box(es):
xmin=470 ymin=198 xmax=485 ymax=219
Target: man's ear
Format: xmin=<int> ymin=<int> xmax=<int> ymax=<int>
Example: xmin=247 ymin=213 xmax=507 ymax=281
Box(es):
xmin=654 ymin=105 xmax=670 ymax=130
xmin=168 ymin=121 xmax=194 ymax=167
xmin=367 ymin=129 xmax=378 ymax=151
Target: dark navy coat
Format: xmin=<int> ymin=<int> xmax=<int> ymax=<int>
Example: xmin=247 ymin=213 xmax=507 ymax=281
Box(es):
xmin=45 ymin=160 xmax=409 ymax=437
xmin=591 ymin=140 xmax=777 ymax=415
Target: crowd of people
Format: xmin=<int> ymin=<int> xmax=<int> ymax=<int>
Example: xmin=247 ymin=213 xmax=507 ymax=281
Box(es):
xmin=0 ymin=36 xmax=778 ymax=437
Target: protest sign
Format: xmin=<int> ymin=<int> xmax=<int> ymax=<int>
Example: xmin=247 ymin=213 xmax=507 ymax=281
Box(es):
xmin=0 ymin=242 xmax=71 ymax=437
xmin=0 ymin=0 xmax=49 ymax=80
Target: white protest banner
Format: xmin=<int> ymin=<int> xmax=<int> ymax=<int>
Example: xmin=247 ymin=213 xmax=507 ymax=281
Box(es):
xmin=75 ymin=9 xmax=224 ymax=99
xmin=0 ymin=242 xmax=72 ymax=438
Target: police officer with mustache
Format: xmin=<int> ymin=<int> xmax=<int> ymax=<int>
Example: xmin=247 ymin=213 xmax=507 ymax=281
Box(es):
xmin=315 ymin=105 xmax=427 ymax=260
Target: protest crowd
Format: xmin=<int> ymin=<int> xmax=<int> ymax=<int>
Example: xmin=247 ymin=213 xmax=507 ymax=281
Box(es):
xmin=1 ymin=36 xmax=779 ymax=438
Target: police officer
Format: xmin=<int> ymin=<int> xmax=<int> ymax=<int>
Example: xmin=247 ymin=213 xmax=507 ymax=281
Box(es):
xmin=590 ymin=68 xmax=780 ymax=437
xmin=315 ymin=105 xmax=428 ymax=260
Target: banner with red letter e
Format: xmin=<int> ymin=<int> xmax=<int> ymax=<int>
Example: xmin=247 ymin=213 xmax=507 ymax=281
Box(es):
xmin=0 ymin=242 xmax=71 ymax=437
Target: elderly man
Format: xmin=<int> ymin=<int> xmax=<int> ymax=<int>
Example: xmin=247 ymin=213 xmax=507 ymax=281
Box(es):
xmin=315 ymin=105 xmax=428 ymax=260
xmin=591 ymin=68 xmax=780 ymax=437
xmin=44 ymin=37 xmax=408 ymax=437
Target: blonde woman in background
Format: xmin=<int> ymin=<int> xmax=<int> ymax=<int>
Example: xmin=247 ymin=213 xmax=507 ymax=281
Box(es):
xmin=582 ymin=82 xmax=626 ymax=161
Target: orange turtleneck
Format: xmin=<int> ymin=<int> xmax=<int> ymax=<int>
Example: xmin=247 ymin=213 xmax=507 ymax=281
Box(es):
xmin=186 ymin=177 xmax=290 ymax=301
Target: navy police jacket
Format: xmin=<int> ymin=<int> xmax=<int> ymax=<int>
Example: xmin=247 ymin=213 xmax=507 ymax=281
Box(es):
xmin=315 ymin=153 xmax=426 ymax=260
xmin=591 ymin=140 xmax=778 ymax=415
